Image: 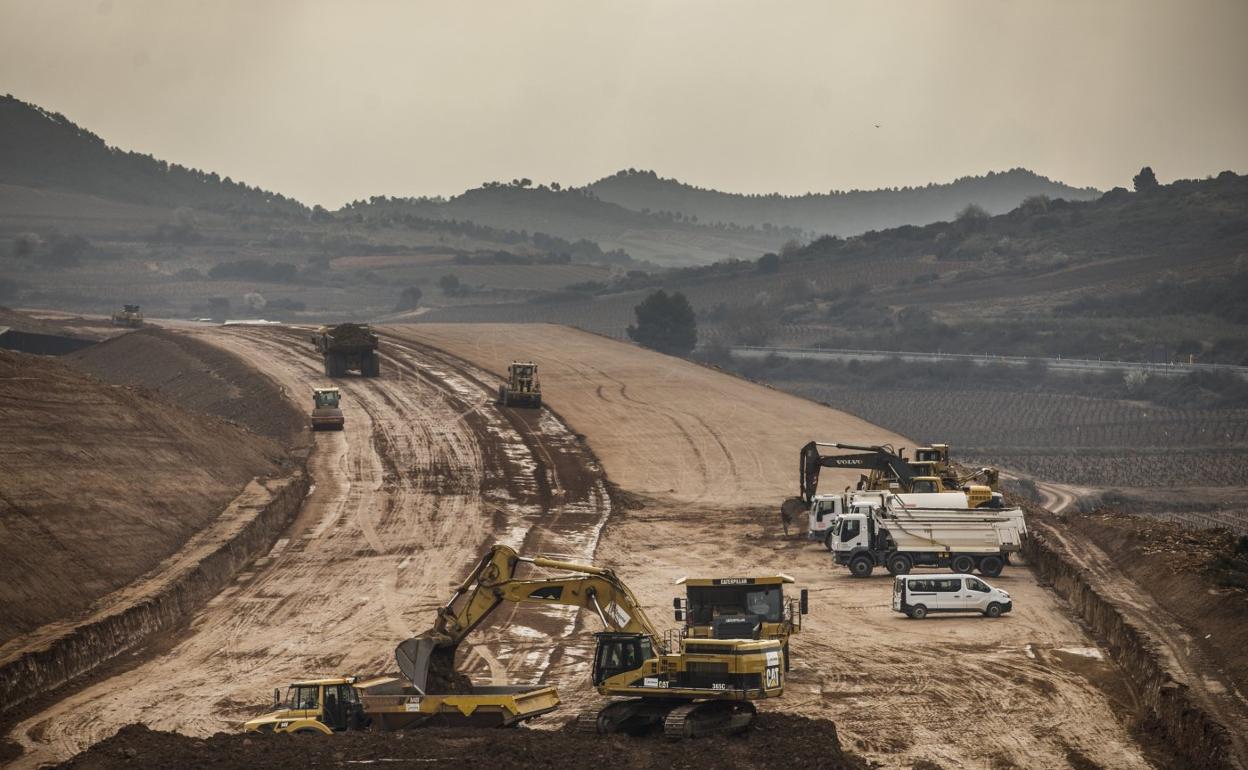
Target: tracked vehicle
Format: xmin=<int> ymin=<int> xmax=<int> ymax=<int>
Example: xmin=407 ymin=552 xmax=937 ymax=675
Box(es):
xmin=397 ymin=544 xmax=789 ymax=739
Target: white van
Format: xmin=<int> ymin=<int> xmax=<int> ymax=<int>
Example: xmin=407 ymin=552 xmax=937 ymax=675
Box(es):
xmin=892 ymin=574 xmax=1012 ymax=619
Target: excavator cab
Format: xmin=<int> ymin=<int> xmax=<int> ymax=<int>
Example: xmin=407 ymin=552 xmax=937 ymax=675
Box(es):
xmin=591 ymin=632 xmax=653 ymax=685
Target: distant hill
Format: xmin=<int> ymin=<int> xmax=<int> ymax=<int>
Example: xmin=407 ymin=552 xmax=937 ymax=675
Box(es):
xmin=585 ymin=168 xmax=1101 ymax=235
xmin=422 ymin=171 xmax=1248 ymax=364
xmin=341 ymin=183 xmax=798 ymax=267
xmin=0 ymin=94 xmax=306 ymax=217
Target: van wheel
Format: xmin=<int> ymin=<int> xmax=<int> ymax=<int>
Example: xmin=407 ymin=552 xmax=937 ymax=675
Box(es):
xmin=985 ymin=603 xmax=1003 ymax=618
xmin=849 ymin=556 xmax=874 ymax=578
xmin=909 ymin=605 xmax=928 ymax=619
xmin=951 ymin=555 xmax=975 ymax=574
xmin=824 ymin=531 xmax=835 ymax=552
xmin=887 ymin=554 xmax=911 ymax=575
xmin=979 ymin=556 xmax=1004 ymax=577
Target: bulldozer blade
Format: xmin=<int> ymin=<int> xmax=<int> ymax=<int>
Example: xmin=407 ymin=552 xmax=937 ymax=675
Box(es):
xmin=396 ymin=636 xmax=438 ymax=695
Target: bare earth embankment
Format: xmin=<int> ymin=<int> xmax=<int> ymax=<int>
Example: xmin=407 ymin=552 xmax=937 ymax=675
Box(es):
xmin=0 ymin=346 xmax=289 ymax=644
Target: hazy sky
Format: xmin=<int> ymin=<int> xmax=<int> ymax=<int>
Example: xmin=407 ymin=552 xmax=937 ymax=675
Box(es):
xmin=2 ymin=0 xmax=1246 ymax=207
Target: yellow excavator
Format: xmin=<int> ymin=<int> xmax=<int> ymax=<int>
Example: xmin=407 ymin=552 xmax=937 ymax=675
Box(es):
xmin=397 ymin=544 xmax=790 ymax=739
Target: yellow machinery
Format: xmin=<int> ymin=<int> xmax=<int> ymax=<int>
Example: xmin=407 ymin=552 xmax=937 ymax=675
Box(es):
xmin=673 ymin=575 xmax=807 ymax=670
xmin=110 ymin=304 xmax=144 ymax=328
xmin=243 ymin=675 xmax=559 ymax=734
xmin=309 ymin=387 xmax=345 ymax=431
xmin=800 ymin=441 xmax=999 ymax=507
xmin=397 ymin=544 xmax=786 ymax=739
xmin=498 ymin=361 xmax=541 ymax=408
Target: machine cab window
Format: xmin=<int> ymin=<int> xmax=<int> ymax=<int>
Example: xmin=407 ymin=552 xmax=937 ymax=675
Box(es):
xmin=286 ymin=685 xmax=319 ymax=710
xmin=840 ymin=518 xmax=861 ymax=543
xmin=592 ymin=633 xmax=652 ymax=685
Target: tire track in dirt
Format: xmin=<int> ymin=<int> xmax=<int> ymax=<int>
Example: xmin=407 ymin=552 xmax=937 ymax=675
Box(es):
xmin=7 ymin=325 xmax=611 ymax=767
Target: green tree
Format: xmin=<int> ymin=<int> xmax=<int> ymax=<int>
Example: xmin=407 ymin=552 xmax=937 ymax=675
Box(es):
xmin=1133 ymin=166 xmax=1159 ymax=192
xmin=627 ymin=290 xmax=697 ymax=356
xmin=394 ymin=286 xmax=423 ymax=311
xmin=439 ymin=274 xmax=463 ymax=296
xmin=756 ymin=252 xmax=781 ymax=274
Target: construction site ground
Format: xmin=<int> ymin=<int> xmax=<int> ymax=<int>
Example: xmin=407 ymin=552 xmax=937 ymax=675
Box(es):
xmin=3 ymin=321 xmax=1186 ymax=769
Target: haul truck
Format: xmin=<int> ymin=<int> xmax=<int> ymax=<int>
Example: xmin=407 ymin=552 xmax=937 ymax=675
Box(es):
xmin=312 ymin=323 xmax=380 ymax=378
xmin=822 ymin=491 xmax=1026 ymax=578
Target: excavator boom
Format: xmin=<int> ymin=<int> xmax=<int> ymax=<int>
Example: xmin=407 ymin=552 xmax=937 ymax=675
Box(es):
xmin=396 ymin=545 xmax=662 ymax=694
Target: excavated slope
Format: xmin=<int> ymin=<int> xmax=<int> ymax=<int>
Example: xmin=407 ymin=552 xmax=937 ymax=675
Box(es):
xmin=0 ymin=347 xmax=288 ymax=644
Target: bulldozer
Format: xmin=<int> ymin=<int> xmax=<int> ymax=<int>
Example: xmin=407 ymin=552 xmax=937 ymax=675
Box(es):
xmin=396 ymin=544 xmax=790 ymax=739
xmin=498 ymin=361 xmax=541 ymax=408
xmin=110 ymin=304 xmax=144 ymax=328
xmin=309 ymin=387 xmax=345 ymax=431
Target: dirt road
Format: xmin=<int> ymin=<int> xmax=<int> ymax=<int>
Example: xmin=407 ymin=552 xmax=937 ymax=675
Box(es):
xmin=388 ymin=324 xmax=909 ymax=505
xmin=8 ymin=326 xmax=611 ymax=768
xmin=403 ymin=324 xmax=1157 ymax=769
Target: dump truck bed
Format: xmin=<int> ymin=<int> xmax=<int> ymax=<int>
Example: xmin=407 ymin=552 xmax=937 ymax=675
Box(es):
xmin=357 ymin=677 xmax=560 ymax=729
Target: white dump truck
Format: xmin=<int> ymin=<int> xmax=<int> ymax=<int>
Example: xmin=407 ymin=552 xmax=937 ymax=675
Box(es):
xmin=817 ymin=490 xmax=1026 ymax=578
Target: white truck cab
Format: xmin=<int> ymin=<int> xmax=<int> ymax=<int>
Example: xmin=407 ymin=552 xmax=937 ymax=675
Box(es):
xmin=892 ymin=574 xmax=1012 ymax=619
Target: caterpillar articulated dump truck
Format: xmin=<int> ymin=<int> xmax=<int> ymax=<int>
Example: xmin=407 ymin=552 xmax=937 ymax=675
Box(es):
xmin=498 ymin=361 xmax=541 ymax=408
xmin=398 ymin=544 xmax=788 ymax=739
xmin=309 ymin=387 xmax=345 ymax=431
xmin=312 ymin=323 xmax=380 ymax=378
xmin=111 ymin=304 xmax=144 ymax=328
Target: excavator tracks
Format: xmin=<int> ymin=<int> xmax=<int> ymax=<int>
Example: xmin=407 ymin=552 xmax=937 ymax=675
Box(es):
xmin=662 ymin=701 xmax=757 ymax=740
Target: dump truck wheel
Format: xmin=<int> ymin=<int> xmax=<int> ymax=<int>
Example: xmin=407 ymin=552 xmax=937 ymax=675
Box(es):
xmin=887 ymin=554 xmax=911 ymax=576
xmin=979 ymin=556 xmax=1004 ymax=578
xmin=849 ymin=555 xmax=874 ymax=578
xmin=951 ymin=555 xmax=975 ymax=574
xmin=985 ymin=602 xmax=1003 ymax=618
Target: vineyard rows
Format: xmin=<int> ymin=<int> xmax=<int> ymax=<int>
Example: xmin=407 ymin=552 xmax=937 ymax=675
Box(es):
xmin=790 ymin=384 xmax=1248 ymax=449
xmin=964 ymin=450 xmax=1248 ymax=488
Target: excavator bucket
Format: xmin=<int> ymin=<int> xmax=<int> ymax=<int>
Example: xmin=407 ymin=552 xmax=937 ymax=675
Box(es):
xmin=396 ymin=636 xmax=437 ymax=694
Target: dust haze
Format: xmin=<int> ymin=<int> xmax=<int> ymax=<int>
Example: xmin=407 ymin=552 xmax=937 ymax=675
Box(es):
xmin=2 ymin=0 xmax=1247 ymax=206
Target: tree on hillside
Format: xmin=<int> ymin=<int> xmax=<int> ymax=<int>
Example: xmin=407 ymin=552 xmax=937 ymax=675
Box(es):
xmin=439 ymin=274 xmax=464 ymax=296
xmin=627 ymin=290 xmax=697 ymax=356
xmin=756 ymin=252 xmax=780 ymax=274
xmin=956 ymin=203 xmax=990 ymax=232
xmin=1133 ymin=166 xmax=1159 ymax=192
xmin=394 ymin=286 xmax=422 ymax=312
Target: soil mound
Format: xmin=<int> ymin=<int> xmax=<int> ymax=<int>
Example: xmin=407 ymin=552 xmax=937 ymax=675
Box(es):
xmin=0 ymin=348 xmax=288 ymax=644
xmin=55 ymin=713 xmax=867 ymax=770
xmin=69 ymin=328 xmax=305 ymax=446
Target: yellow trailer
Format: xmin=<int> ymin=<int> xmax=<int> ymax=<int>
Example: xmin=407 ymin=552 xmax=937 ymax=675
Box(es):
xmin=243 ymin=675 xmax=559 ymax=734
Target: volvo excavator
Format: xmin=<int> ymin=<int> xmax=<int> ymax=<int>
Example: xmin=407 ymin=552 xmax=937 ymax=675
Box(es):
xmin=799 ymin=441 xmax=999 ymax=506
xmin=395 ymin=544 xmax=789 ymax=739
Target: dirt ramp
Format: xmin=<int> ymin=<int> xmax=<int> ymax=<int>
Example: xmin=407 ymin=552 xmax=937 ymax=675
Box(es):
xmin=53 ymin=713 xmax=867 ymax=770
xmin=69 ymin=327 xmax=306 ymax=446
xmin=389 ymin=323 xmax=909 ymax=506
xmin=0 ymin=348 xmax=288 ymax=645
